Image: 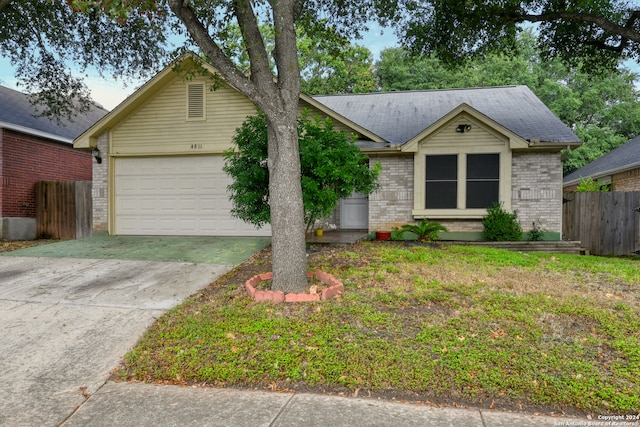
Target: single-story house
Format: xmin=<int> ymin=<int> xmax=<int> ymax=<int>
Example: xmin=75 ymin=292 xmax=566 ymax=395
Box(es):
xmin=0 ymin=85 xmax=107 ymax=239
xmin=563 ymin=135 xmax=640 ymax=192
xmin=74 ymin=54 xmax=581 ymax=240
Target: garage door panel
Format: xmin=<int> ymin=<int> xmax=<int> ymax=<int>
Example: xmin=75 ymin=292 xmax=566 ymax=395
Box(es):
xmin=114 ymin=156 xmax=270 ymax=236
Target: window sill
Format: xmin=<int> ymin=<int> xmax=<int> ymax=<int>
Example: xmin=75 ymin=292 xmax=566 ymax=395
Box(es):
xmin=412 ymin=209 xmax=488 ymax=219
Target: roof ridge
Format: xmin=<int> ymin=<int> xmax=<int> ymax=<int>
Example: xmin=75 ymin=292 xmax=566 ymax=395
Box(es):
xmin=311 ymin=85 xmax=524 ymax=98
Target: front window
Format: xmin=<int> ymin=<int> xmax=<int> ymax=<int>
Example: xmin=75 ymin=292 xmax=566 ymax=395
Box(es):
xmin=425 ymin=153 xmax=500 ymax=210
xmin=425 ymin=154 xmax=457 ymax=209
xmin=466 ymin=153 xmax=499 ymax=208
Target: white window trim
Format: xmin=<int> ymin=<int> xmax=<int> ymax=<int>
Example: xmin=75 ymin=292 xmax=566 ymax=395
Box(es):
xmin=412 ymin=145 xmax=512 ymax=219
xmin=186 ymin=82 xmax=206 ymax=121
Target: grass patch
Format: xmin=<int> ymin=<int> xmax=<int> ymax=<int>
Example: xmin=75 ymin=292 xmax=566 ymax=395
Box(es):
xmin=117 ymin=242 xmax=640 ymax=416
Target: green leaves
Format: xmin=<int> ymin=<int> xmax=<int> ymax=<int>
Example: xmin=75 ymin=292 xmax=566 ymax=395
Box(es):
xmin=375 ymin=31 xmax=640 ymax=176
xmin=1 ymin=0 xmax=170 ymax=120
xmin=399 ymin=219 xmax=448 ymax=242
xmin=223 ymin=111 xmax=380 ymax=229
xmin=398 ymin=0 xmax=640 ymax=72
xmin=481 ymin=202 xmax=522 ymax=242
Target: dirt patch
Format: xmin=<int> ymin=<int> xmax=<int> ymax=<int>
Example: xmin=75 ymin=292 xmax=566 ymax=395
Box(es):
xmin=0 ymin=239 xmax=55 ymax=253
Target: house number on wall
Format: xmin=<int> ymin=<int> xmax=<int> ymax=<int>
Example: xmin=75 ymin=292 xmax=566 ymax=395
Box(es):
xmin=190 ymin=144 xmax=203 ymax=149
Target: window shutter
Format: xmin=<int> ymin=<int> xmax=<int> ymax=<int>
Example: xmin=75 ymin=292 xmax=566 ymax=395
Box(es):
xmin=187 ymin=84 xmax=205 ymax=119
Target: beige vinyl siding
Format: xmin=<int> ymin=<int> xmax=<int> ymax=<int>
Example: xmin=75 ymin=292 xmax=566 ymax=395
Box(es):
xmin=111 ymin=77 xmax=257 ymax=156
xmin=412 ymin=113 xmax=513 ymax=218
xmin=422 ymin=114 xmax=510 ymax=152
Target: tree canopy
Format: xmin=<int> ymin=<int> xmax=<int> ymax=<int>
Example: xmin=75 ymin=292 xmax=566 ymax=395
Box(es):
xmin=400 ymin=1 xmax=640 ymax=70
xmin=212 ymin=23 xmax=377 ymax=95
xmin=0 ymin=0 xmax=170 ymax=119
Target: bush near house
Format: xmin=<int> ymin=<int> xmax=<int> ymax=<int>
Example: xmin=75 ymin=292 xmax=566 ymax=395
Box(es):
xmin=482 ymin=202 xmax=522 ymax=241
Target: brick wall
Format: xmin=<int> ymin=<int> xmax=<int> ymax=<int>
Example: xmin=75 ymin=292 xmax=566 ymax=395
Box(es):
xmin=368 ymin=151 xmax=564 ymax=235
xmin=0 ymin=129 xmax=92 ymax=218
xmin=563 ymin=168 xmax=640 ymax=192
xmin=613 ymin=168 xmax=640 ymax=191
xmin=511 ymin=151 xmax=562 ymax=233
xmin=368 ymin=154 xmax=414 ymax=231
xmin=92 ymin=131 xmax=109 ymax=231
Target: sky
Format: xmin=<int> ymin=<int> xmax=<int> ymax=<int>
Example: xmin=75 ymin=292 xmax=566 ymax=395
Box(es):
xmin=0 ymin=23 xmax=399 ymax=111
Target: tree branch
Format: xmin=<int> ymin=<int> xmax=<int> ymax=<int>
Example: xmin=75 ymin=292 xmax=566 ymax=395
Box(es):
xmin=232 ymin=0 xmax=274 ymax=92
xmin=167 ymin=0 xmax=262 ymax=104
xmin=519 ymin=10 xmax=640 ymax=44
xmin=270 ymin=0 xmax=300 ymax=105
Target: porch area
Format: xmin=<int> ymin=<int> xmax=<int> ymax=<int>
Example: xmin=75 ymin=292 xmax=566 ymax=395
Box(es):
xmin=306 ymin=230 xmax=370 ymax=245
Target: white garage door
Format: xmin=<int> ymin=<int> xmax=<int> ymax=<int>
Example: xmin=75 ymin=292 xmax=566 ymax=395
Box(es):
xmin=114 ymin=156 xmax=270 ymax=236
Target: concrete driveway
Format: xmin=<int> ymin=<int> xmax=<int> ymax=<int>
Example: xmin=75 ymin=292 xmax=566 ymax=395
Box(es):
xmin=0 ymin=236 xmax=270 ymax=427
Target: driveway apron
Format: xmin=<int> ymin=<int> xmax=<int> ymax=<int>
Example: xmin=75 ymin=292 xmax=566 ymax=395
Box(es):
xmin=0 ymin=236 xmax=270 ymax=427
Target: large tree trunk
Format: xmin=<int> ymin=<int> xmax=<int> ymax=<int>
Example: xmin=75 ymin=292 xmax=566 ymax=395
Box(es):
xmin=266 ymin=113 xmax=308 ymax=293
xmin=168 ymin=0 xmax=308 ymax=292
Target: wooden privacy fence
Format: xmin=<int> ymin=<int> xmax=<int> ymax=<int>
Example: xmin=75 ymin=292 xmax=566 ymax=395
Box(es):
xmin=36 ymin=181 xmax=92 ymax=239
xmin=563 ymin=191 xmax=640 ymax=256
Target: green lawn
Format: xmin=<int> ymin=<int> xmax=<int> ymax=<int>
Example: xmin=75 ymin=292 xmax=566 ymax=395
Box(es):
xmin=117 ymin=242 xmax=640 ymax=416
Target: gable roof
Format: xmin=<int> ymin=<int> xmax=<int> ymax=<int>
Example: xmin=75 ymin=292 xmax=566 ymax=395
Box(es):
xmin=313 ymin=86 xmax=580 ymax=146
xmin=72 ymin=54 xmax=579 ymax=152
xmin=401 ymin=103 xmax=530 ymax=152
xmin=0 ymin=85 xmax=108 ymax=143
xmin=563 ymin=135 xmax=640 ymax=185
xmin=74 ymin=53 xmax=384 ymax=149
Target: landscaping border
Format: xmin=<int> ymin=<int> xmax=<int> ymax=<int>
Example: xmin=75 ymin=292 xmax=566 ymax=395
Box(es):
xmin=245 ymin=271 xmax=344 ymax=303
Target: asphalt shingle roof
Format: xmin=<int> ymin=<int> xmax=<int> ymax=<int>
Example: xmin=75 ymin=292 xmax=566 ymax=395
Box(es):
xmin=564 ymin=135 xmax=640 ymax=183
xmin=0 ymin=85 xmax=108 ymax=142
xmin=313 ymin=86 xmax=580 ymax=145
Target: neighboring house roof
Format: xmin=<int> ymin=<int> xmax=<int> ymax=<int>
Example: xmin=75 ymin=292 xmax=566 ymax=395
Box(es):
xmin=0 ymin=85 xmax=108 ymax=143
xmin=563 ymin=135 xmax=640 ymax=186
xmin=313 ymin=86 xmax=580 ymax=146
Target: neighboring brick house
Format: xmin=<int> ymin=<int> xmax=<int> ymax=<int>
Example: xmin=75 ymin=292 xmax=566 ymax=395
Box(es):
xmin=74 ymin=54 xmax=580 ymax=240
xmin=0 ymin=85 xmax=107 ymax=239
xmin=563 ymin=135 xmax=640 ymax=192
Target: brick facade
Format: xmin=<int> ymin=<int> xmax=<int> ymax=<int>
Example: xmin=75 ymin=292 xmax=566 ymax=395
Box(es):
xmin=368 ymin=154 xmax=414 ymax=231
xmin=0 ymin=128 xmax=92 ymax=218
xmin=564 ymin=168 xmax=640 ymax=192
xmin=366 ymin=151 xmax=563 ymax=235
xmin=511 ymin=152 xmax=563 ymax=234
xmin=92 ymin=131 xmax=110 ymax=232
xmin=612 ymin=168 xmax=640 ymax=191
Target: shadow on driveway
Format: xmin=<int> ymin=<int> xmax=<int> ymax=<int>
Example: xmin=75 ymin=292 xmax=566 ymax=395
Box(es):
xmin=0 ymin=235 xmax=272 ymax=265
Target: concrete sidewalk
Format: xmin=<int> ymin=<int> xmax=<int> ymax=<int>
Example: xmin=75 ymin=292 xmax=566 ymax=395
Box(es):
xmin=62 ymin=381 xmax=589 ymax=427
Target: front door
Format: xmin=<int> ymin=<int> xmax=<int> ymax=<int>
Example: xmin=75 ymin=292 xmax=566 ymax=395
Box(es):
xmin=340 ymin=193 xmax=368 ymax=229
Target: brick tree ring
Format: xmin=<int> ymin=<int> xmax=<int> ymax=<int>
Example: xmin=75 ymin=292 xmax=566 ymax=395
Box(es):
xmin=245 ymin=271 xmax=344 ymax=304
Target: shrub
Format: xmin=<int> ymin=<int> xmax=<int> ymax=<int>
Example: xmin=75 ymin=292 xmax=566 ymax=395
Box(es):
xmin=399 ymin=219 xmax=448 ymax=242
xmin=223 ymin=111 xmax=380 ymax=231
xmin=576 ymin=176 xmax=611 ymax=192
xmin=528 ymin=221 xmax=545 ymax=241
xmin=390 ymin=227 xmax=404 ymax=241
xmin=482 ymin=203 xmax=522 ymax=241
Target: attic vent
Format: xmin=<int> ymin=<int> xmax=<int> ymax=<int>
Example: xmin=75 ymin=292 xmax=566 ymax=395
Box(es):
xmin=187 ymin=83 xmax=205 ymax=119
